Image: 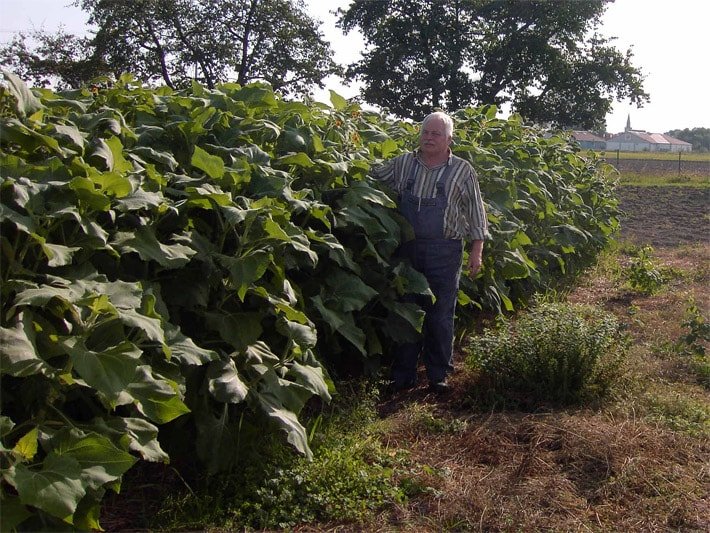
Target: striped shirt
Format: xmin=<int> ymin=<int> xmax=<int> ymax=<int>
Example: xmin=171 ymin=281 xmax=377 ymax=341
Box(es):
xmin=370 ymin=151 xmax=489 ymax=241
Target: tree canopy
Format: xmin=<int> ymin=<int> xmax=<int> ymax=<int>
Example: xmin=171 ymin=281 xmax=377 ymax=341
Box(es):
xmin=0 ymin=0 xmax=339 ymax=95
xmin=337 ymin=0 xmax=649 ymax=129
xmin=666 ymin=127 xmax=710 ymax=153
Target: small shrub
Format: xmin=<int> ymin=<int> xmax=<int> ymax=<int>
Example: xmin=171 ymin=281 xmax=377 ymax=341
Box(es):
xmin=466 ymin=303 xmax=628 ymax=407
xmin=625 ymin=245 xmax=671 ymax=293
xmin=678 ymin=299 xmax=710 ymax=356
xmin=677 ymin=299 xmax=710 ymax=387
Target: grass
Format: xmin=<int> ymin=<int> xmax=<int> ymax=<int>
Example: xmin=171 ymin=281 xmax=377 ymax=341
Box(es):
xmin=618 ymin=173 xmax=710 ymax=187
xmin=596 ymin=150 xmax=710 ymax=162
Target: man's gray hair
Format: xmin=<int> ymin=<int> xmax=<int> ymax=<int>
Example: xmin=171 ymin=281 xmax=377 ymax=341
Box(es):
xmin=422 ymin=111 xmax=454 ymax=137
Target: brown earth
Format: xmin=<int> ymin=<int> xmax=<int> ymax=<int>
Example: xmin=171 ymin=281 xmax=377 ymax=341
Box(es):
xmin=617 ymin=185 xmax=710 ymax=247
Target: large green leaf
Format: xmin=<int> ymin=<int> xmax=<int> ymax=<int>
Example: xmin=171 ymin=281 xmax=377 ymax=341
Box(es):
xmin=93 ymin=417 xmax=169 ymax=463
xmin=64 ymin=339 xmax=142 ymax=405
xmin=205 ymin=311 xmax=263 ymax=352
xmin=13 ymin=454 xmax=85 ymax=522
xmin=219 ymin=250 xmax=272 ymax=301
xmin=2 ymin=69 xmax=43 ymax=117
xmin=0 ymin=313 xmax=55 ymax=377
xmin=206 ymin=358 xmax=248 ymax=403
xmin=112 ymin=227 xmax=196 ymax=268
xmin=286 ymin=361 xmax=331 ymax=400
xmin=255 ymin=393 xmax=312 ymax=460
xmin=127 ymin=366 xmax=190 ymax=424
xmin=191 ymin=145 xmax=225 ymax=179
xmin=54 ymin=428 xmax=137 ymax=490
xmin=164 ymin=323 xmax=219 ymax=365
xmin=311 ymin=295 xmax=367 ymax=354
xmin=52 ymin=124 xmax=85 ymax=153
xmin=323 ymin=269 xmax=378 ymax=312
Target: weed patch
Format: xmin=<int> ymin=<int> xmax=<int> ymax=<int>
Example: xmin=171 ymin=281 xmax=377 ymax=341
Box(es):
xmin=465 ymin=303 xmax=628 ymax=408
xmin=150 ymin=384 xmax=410 ymax=531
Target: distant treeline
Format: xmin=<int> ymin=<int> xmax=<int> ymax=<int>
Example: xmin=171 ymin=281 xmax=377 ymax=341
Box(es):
xmin=665 ymin=127 xmax=710 ymax=152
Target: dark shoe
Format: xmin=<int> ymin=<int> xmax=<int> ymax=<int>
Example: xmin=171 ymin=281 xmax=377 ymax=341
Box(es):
xmin=428 ymin=381 xmax=451 ymax=395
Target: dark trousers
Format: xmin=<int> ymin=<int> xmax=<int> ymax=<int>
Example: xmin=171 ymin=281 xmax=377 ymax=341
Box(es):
xmin=391 ymin=238 xmax=463 ymax=385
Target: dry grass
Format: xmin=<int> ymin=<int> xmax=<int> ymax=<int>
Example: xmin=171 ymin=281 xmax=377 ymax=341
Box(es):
xmin=352 ymin=242 xmax=710 ymax=533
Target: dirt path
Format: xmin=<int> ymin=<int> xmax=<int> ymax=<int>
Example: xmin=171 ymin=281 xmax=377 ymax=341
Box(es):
xmin=617 ymin=186 xmax=709 ymax=247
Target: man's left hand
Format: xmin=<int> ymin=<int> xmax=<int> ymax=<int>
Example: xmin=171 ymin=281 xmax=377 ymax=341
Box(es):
xmin=467 ymin=255 xmax=482 ymax=276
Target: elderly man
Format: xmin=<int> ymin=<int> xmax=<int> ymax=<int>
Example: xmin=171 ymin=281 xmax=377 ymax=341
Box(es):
xmin=371 ymin=111 xmax=489 ymax=394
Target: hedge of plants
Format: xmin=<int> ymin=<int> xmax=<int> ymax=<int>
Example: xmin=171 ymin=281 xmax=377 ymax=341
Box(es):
xmin=0 ymin=71 xmax=618 ymax=530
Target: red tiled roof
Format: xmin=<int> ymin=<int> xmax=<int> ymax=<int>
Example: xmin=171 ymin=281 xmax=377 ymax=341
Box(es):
xmin=571 ymin=131 xmax=605 ymax=142
xmin=661 ymin=134 xmax=692 ymax=145
xmin=609 ymin=131 xmax=692 ymax=146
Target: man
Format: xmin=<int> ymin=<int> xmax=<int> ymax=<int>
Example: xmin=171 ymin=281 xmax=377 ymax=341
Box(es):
xmin=371 ymin=111 xmax=489 ymax=394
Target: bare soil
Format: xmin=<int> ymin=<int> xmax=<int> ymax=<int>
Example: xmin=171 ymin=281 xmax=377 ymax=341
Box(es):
xmin=617 ymin=185 xmax=710 ymax=247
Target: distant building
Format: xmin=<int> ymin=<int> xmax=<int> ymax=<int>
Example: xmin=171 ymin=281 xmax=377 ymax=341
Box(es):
xmin=606 ymin=129 xmax=692 ymax=152
xmin=570 ymin=131 xmax=606 ymax=150
xmin=572 ymin=116 xmax=692 ymax=153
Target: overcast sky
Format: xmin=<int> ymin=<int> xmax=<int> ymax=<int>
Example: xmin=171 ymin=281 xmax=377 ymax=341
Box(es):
xmin=1 ymin=0 xmax=707 ymax=133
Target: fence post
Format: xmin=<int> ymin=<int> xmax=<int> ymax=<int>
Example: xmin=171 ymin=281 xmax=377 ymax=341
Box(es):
xmin=678 ymin=151 xmax=682 ymax=175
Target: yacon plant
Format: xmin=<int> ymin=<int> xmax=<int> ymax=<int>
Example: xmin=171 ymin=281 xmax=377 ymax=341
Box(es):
xmin=0 ymin=71 xmax=618 ymax=530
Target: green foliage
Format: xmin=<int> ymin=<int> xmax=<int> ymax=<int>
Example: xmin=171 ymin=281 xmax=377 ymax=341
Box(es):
xmin=0 ymin=0 xmax=340 ymax=94
xmin=679 ymin=299 xmax=710 ymax=356
xmin=235 ymin=435 xmax=405 ymax=528
xmin=400 ymin=403 xmax=468 ymax=435
xmin=0 ymin=71 xmax=618 ymax=529
xmin=338 ymin=0 xmax=648 ymax=128
xmin=453 ymin=108 xmax=620 ymax=328
xmin=677 ymin=299 xmax=710 ymax=388
xmin=625 ymin=245 xmax=671 ymax=294
xmin=466 ymin=303 xmax=628 ymax=407
xmin=641 ymin=385 xmax=710 ymax=437
xmin=153 ymin=383 xmax=407 ymax=531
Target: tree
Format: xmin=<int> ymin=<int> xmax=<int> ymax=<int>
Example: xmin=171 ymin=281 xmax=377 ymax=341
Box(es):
xmin=666 ymin=127 xmax=710 ymax=152
xmin=0 ymin=0 xmax=339 ymax=96
xmin=0 ymin=28 xmax=105 ymax=90
xmin=337 ymin=0 xmax=649 ymax=129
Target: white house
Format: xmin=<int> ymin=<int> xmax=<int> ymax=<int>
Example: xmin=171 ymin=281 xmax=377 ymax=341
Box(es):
xmin=606 ymin=131 xmax=692 ymax=152
xmin=605 ymin=116 xmax=692 ymax=152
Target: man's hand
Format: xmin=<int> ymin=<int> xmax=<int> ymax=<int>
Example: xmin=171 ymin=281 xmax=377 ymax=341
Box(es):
xmin=467 ymin=254 xmax=482 ymax=276
xmin=467 ymin=239 xmax=484 ymax=277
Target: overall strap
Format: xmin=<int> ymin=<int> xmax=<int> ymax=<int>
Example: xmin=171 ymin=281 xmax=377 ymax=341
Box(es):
xmin=405 ymin=158 xmax=455 ymax=194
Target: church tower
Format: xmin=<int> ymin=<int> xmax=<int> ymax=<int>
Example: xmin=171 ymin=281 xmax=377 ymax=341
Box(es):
xmin=625 ymin=114 xmax=632 ymax=132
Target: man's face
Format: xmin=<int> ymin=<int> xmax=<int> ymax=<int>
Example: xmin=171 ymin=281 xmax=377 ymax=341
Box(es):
xmin=419 ymin=118 xmax=451 ymax=157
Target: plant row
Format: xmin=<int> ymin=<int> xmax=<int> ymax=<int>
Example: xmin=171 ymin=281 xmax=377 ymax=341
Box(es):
xmin=0 ymin=71 xmax=617 ymax=530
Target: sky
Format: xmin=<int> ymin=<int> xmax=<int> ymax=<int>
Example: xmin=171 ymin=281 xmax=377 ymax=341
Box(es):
xmin=1 ymin=0 xmax=708 ymax=134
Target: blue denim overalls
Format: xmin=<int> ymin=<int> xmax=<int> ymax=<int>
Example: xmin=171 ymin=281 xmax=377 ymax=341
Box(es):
xmin=392 ymin=162 xmax=463 ymax=387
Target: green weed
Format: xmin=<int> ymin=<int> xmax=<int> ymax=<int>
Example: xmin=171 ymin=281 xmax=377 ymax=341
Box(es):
xmin=401 ymin=403 xmax=469 ymax=435
xmin=641 ymin=385 xmax=710 ymax=437
xmin=466 ymin=303 xmax=628 ymax=408
xmin=625 ymin=245 xmax=675 ymax=294
xmin=151 ymin=383 xmax=409 ymax=531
